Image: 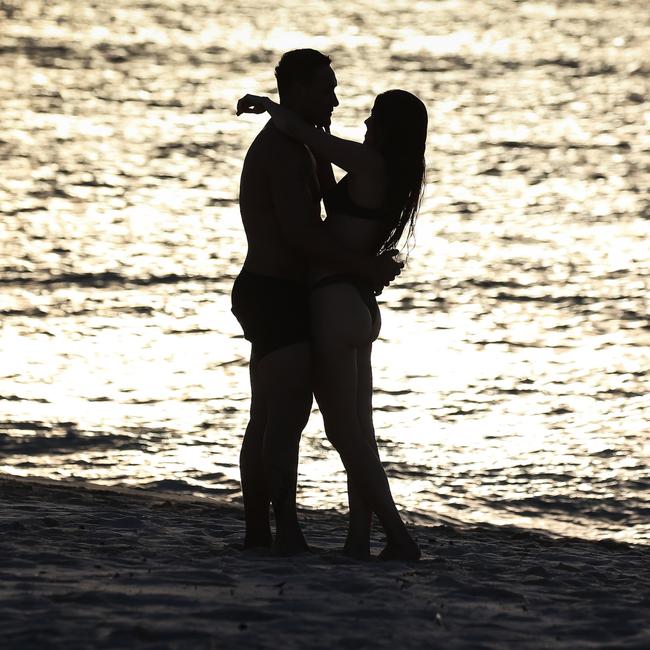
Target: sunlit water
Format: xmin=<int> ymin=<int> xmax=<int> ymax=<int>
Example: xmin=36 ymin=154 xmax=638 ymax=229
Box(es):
xmin=1 ymin=0 xmax=649 ymax=545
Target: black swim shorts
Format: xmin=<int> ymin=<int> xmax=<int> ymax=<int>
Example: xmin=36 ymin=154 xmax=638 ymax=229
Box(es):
xmin=231 ymin=268 xmax=310 ymax=361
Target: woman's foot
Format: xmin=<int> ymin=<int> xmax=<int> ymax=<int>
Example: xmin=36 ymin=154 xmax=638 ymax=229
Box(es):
xmin=343 ymin=539 xmax=371 ymax=561
xmin=378 ymin=533 xmax=421 ymax=561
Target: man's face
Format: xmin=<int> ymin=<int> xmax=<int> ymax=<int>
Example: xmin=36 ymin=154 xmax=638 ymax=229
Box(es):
xmin=297 ymin=65 xmax=339 ymax=127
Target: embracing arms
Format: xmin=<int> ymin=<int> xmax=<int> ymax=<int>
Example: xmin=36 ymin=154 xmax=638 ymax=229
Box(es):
xmin=236 ymin=94 xmax=384 ymax=178
xmin=266 ymin=140 xmax=400 ymax=288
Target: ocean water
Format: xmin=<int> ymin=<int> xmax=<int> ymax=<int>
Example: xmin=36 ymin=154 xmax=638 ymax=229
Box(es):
xmin=1 ymin=0 xmax=649 ymax=545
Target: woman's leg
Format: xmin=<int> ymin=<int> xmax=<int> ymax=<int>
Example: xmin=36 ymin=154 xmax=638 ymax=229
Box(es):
xmin=355 ymin=340 xmax=414 ymax=559
xmin=344 ymin=342 xmax=379 ymax=559
xmin=313 ymin=294 xmax=420 ymax=560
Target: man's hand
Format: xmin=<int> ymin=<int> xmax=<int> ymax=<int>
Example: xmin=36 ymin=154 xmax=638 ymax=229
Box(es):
xmin=361 ymin=249 xmax=404 ymax=294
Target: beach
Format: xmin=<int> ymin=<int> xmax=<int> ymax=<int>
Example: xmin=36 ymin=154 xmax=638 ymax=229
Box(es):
xmin=2 ymin=1 xmax=649 ymax=646
xmin=2 ymin=475 xmax=648 ymax=649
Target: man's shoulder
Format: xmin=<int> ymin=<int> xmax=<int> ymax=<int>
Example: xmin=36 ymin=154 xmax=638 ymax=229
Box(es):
xmin=248 ymin=123 xmax=310 ymax=165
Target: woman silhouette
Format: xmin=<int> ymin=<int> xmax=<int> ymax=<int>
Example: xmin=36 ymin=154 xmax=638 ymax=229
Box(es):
xmin=237 ymin=89 xmax=428 ymax=560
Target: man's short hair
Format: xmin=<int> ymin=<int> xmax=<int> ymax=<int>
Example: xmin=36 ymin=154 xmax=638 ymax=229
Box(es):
xmin=275 ymin=49 xmax=332 ymax=101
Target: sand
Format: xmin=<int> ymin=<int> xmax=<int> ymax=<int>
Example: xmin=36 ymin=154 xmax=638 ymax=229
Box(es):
xmin=1 ymin=475 xmax=648 ymax=649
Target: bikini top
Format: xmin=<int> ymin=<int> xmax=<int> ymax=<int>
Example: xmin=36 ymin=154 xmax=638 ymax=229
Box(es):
xmin=326 ymin=175 xmax=391 ymax=223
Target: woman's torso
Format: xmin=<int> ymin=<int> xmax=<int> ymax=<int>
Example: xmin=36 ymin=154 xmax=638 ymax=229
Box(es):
xmin=312 ymin=173 xmax=392 ymax=283
xmin=310 ymin=173 xmax=394 ymax=345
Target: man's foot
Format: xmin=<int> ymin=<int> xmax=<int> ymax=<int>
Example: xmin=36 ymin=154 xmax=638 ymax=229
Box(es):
xmin=243 ymin=535 xmax=273 ymax=550
xmin=272 ymin=530 xmax=310 ymax=556
xmin=243 ymin=524 xmax=273 ymax=550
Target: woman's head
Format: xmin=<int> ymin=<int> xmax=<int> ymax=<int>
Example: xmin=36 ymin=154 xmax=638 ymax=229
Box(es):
xmin=365 ymin=90 xmax=427 ymax=153
xmin=365 ymin=90 xmax=428 ymax=253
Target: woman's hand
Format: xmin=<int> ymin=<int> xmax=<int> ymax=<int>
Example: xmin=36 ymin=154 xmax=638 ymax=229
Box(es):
xmin=236 ymin=94 xmax=271 ymax=116
xmin=236 ymin=94 xmax=299 ymax=139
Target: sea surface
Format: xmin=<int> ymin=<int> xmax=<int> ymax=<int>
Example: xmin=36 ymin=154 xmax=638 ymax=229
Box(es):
xmin=1 ymin=0 xmax=649 ymax=545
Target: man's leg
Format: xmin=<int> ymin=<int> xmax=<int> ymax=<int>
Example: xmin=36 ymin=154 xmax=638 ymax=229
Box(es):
xmin=239 ymin=350 xmax=272 ymax=549
xmin=257 ymin=341 xmax=312 ymax=554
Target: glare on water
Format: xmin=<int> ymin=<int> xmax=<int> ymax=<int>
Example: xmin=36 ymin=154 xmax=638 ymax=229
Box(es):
xmin=1 ymin=0 xmax=649 ymax=544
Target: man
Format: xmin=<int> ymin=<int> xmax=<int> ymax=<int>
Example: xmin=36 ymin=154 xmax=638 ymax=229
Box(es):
xmin=232 ymin=49 xmax=402 ymax=554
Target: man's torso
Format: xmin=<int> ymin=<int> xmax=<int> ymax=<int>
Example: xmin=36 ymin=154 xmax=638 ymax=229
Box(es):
xmin=238 ymin=122 xmax=321 ymax=282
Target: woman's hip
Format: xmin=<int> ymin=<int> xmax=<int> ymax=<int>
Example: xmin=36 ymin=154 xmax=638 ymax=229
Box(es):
xmin=310 ymin=278 xmax=381 ymax=346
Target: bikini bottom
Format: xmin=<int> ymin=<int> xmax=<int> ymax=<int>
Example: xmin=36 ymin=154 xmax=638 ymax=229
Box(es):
xmin=310 ymin=273 xmax=379 ymax=325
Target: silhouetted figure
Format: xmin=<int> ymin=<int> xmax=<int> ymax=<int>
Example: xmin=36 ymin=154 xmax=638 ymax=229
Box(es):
xmin=232 ymin=50 xmax=403 ymax=555
xmin=237 ymin=88 xmax=427 ymax=561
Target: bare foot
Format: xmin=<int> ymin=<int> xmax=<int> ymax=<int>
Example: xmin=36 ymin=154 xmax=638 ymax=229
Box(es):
xmin=343 ymin=541 xmax=371 ymax=561
xmin=378 ymin=536 xmax=421 ymax=561
xmin=242 ymin=539 xmax=273 ymax=551
xmin=272 ymin=530 xmax=310 ymax=556
xmin=243 ymin=534 xmax=272 ymax=551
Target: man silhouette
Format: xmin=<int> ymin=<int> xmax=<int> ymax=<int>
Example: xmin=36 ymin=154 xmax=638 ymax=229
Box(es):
xmin=232 ymin=49 xmax=402 ymax=554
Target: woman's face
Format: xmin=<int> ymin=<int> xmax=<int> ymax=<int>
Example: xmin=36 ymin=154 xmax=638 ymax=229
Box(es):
xmin=363 ymin=103 xmax=379 ymax=147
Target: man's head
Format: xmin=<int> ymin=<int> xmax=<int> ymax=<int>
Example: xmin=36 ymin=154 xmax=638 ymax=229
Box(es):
xmin=275 ymin=49 xmax=338 ymax=127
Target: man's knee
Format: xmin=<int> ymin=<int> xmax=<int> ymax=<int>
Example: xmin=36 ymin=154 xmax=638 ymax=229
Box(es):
xmin=262 ymin=434 xmax=301 ymax=474
xmin=264 ymin=409 xmax=309 ymax=448
xmin=267 ymin=387 xmax=312 ymax=428
xmin=242 ymin=411 xmax=266 ymax=446
xmin=248 ymin=407 xmax=267 ymax=431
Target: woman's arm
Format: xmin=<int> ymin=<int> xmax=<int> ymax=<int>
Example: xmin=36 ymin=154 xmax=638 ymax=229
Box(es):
xmin=236 ymin=94 xmax=385 ymax=177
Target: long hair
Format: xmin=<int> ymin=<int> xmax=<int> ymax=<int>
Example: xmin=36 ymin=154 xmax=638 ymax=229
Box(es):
xmin=274 ymin=49 xmax=331 ymax=102
xmin=373 ymin=90 xmax=428 ymax=254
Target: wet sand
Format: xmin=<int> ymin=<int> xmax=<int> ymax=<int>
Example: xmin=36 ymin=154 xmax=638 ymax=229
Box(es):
xmin=1 ymin=475 xmax=648 ymax=649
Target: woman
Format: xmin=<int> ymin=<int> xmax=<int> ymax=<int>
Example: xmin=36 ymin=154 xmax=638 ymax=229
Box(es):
xmin=237 ymin=89 xmax=428 ymax=560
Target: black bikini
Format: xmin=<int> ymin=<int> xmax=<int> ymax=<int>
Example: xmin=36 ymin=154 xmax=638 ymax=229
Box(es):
xmin=231 ymin=176 xmax=388 ymax=360
xmin=324 ymin=175 xmax=390 ymax=223
xmin=313 ymin=175 xmax=390 ymax=325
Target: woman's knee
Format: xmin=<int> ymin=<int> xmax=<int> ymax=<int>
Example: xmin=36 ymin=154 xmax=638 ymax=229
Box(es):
xmin=323 ymin=421 xmax=362 ymax=459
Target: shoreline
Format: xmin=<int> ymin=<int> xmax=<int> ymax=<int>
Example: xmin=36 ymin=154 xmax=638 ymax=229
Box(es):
xmin=1 ymin=474 xmax=649 ymax=649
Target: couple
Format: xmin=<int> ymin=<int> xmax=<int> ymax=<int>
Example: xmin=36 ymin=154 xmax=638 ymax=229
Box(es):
xmin=231 ymin=49 xmax=427 ymax=561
